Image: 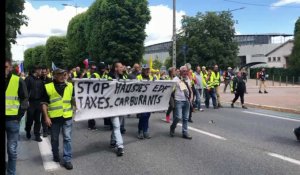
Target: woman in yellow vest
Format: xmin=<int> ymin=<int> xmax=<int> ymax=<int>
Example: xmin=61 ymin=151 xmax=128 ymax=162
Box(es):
xmin=5 ymin=60 xmax=29 ymax=175
xmin=41 ymin=68 xmax=75 ymax=170
xmin=137 ymin=64 xmax=153 ymax=139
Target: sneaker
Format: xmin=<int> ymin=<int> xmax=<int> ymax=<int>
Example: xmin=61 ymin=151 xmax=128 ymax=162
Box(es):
xmin=182 ymin=134 xmax=192 ymax=140
xmin=43 ymin=132 xmax=48 ymax=138
xmin=143 ymin=132 xmax=151 ymax=139
xmin=294 ymin=128 xmax=300 ymax=141
xmin=110 ymin=142 xmax=117 ymax=148
xmin=35 ymin=136 xmax=42 ymax=142
xmin=264 ymin=91 xmax=268 ymax=94
xmin=259 ymin=91 xmax=262 ymax=93
xmin=188 ymin=119 xmax=193 ymax=123
xmin=53 ymin=156 xmax=60 ymax=163
xmin=121 ymin=129 xmax=126 ymax=134
xmin=170 ymin=126 xmax=175 ymax=137
xmin=231 ymin=103 xmax=234 ymax=108
xmin=63 ymin=162 xmax=73 ymax=170
xmin=200 ymin=108 xmax=204 ymax=112
xmin=242 ymin=105 xmax=248 ymax=109
xmin=137 ymin=132 xmax=144 ymax=139
xmin=116 ymin=148 xmax=124 ymax=157
xmin=26 ymin=132 xmax=31 ymax=139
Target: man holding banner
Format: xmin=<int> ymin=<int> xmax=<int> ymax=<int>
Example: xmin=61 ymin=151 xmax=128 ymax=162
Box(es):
xmin=41 ymin=68 xmax=76 ymax=170
xmin=170 ymin=66 xmax=193 ymax=139
xmin=136 ymin=64 xmax=153 ymax=139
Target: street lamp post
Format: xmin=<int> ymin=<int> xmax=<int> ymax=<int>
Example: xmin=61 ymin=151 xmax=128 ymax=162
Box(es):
xmin=172 ymin=0 xmax=176 ymax=68
xmin=62 ymin=3 xmax=79 ymax=15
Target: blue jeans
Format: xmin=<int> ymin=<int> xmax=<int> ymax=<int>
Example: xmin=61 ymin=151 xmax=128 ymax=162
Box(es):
xmin=195 ymin=89 xmax=202 ymax=110
xmin=171 ymin=101 xmax=190 ymax=135
xmin=110 ymin=116 xmax=124 ymax=148
xmin=138 ymin=113 xmax=151 ymax=133
xmin=6 ymin=120 xmax=20 ymax=175
xmin=50 ymin=119 xmax=73 ymax=163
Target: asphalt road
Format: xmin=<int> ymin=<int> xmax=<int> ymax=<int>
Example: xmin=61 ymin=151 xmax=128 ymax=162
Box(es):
xmin=15 ymin=105 xmax=300 ymax=175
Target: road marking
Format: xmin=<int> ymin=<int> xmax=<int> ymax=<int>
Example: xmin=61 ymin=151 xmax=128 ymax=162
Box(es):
xmin=242 ymin=111 xmax=300 ymax=122
xmin=38 ymin=137 xmax=61 ymax=172
xmin=267 ymin=152 xmax=300 ymax=166
xmin=161 ymin=119 xmax=227 ymax=140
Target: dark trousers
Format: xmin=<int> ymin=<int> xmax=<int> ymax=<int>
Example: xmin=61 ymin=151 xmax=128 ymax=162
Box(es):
xmin=166 ymin=95 xmax=175 ymax=116
xmin=232 ymin=91 xmax=245 ymax=105
xmin=138 ymin=113 xmax=151 ymax=133
xmin=25 ymin=103 xmax=42 ymax=137
xmin=224 ymin=80 xmax=231 ymax=92
xmin=88 ymin=119 xmax=95 ymax=128
xmin=204 ymin=88 xmax=217 ymax=108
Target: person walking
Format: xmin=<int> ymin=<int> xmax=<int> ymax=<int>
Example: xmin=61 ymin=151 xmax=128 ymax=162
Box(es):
xmin=136 ymin=64 xmax=153 ymax=139
xmin=205 ymin=69 xmax=218 ymax=109
xmin=223 ymin=67 xmax=233 ymax=93
xmin=5 ymin=59 xmax=29 ymax=175
xmin=41 ymin=68 xmax=76 ymax=170
xmin=108 ymin=61 xmax=126 ymax=156
xmin=40 ymin=66 xmax=52 ymax=137
xmin=186 ymin=63 xmax=196 ymax=123
xmin=165 ymin=67 xmax=176 ymax=123
xmin=194 ymin=66 xmax=204 ymax=112
xmin=259 ymin=68 xmax=268 ymax=93
xmin=231 ymin=71 xmax=247 ymax=109
xmin=211 ymin=65 xmax=222 ymax=107
xmin=170 ymin=66 xmax=193 ymax=139
xmin=25 ymin=65 xmax=44 ymax=142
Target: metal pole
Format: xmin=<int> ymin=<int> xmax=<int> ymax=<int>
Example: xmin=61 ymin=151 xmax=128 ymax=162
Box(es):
xmin=172 ymin=0 xmax=176 ymax=68
xmin=286 ymin=76 xmax=288 ymax=86
xmin=272 ymin=75 xmax=274 ymax=86
xmin=292 ymin=76 xmax=294 ymax=86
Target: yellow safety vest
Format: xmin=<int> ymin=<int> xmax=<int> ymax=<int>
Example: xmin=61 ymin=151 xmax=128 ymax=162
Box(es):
xmin=45 ymin=82 xmax=73 ymax=119
xmin=211 ymin=71 xmax=220 ymax=86
xmin=6 ymin=74 xmax=20 ymax=115
xmin=207 ymin=74 xmax=215 ymax=89
xmin=92 ymin=72 xmax=112 ymax=80
xmin=137 ymin=74 xmax=153 ymax=81
xmin=202 ymin=73 xmax=207 ymax=88
xmin=87 ymin=72 xmax=91 ymax=78
xmin=73 ymin=72 xmax=77 ymax=78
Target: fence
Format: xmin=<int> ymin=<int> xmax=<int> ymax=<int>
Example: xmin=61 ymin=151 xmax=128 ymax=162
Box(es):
xmin=255 ymin=75 xmax=300 ymax=86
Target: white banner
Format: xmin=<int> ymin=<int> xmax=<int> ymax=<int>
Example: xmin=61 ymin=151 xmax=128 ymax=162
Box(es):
xmin=73 ymin=79 xmax=176 ymax=121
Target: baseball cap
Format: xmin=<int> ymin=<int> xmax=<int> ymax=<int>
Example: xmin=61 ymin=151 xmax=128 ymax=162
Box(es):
xmin=53 ymin=68 xmax=66 ymax=74
xmin=142 ymin=64 xmax=150 ymax=69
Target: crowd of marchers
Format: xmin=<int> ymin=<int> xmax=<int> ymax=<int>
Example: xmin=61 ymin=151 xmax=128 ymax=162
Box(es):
xmin=5 ymin=59 xmax=300 ymax=174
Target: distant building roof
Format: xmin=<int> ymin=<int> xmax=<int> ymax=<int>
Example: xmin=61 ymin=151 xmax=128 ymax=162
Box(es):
xmin=238 ymin=43 xmax=281 ymax=56
xmin=265 ymin=39 xmax=294 ymax=56
xmin=236 ymin=33 xmax=293 ymax=37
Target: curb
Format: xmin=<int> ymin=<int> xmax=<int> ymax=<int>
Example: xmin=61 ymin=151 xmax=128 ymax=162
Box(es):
xmin=222 ymin=101 xmax=300 ymax=115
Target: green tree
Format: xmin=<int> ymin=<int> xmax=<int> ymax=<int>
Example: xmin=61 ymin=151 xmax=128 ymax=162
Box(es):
xmin=289 ymin=17 xmax=300 ymax=73
xmin=24 ymin=48 xmax=34 ymax=71
xmin=66 ymin=12 xmax=89 ymax=66
xmin=6 ymin=0 xmax=28 ymax=60
xmin=32 ymin=45 xmax=46 ymax=66
xmin=173 ymin=11 xmax=238 ymax=69
xmin=164 ymin=57 xmax=172 ymax=69
xmin=45 ymin=36 xmax=70 ymax=68
xmin=85 ymin=0 xmax=151 ymax=65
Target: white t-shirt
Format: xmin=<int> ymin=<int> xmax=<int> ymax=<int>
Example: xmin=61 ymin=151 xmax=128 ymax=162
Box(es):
xmin=173 ymin=76 xmax=191 ymax=101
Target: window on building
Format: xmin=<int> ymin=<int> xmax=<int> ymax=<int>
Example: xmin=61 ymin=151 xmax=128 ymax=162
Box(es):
xmin=268 ymin=57 xmax=271 ymax=62
xmin=277 ymin=57 xmax=281 ymax=62
xmin=273 ymin=57 xmax=276 ymax=61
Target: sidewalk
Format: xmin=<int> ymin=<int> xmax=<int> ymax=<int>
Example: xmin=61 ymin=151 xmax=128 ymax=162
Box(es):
xmin=219 ymin=79 xmax=300 ymax=114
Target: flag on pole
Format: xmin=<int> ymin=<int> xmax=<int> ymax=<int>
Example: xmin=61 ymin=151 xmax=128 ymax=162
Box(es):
xmin=19 ymin=62 xmax=24 ymax=73
xmin=52 ymin=62 xmax=57 ymax=70
xmin=83 ymin=59 xmax=89 ymax=69
xmin=149 ymin=55 xmax=153 ymax=70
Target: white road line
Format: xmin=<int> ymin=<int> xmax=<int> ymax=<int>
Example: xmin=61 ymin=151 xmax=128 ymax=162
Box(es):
xmin=267 ymin=152 xmax=300 ymax=166
xmin=242 ymin=111 xmax=300 ymax=122
xmin=38 ymin=137 xmax=61 ymax=172
xmin=161 ymin=119 xmax=227 ymax=140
